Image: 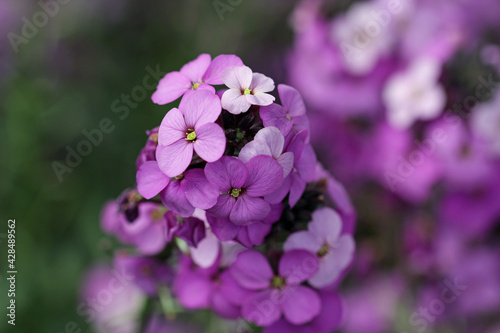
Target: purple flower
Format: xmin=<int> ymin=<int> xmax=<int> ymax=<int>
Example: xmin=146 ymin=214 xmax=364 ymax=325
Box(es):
xmin=156 ymin=90 xmax=226 ymax=177
xmin=265 ymin=130 xmax=318 ymax=207
xmin=206 ymin=204 xmax=283 ymax=248
xmin=260 ymin=84 xmax=310 ymax=138
xmin=172 ymin=255 xmax=250 ymax=318
xmin=383 ymin=58 xmax=446 ymax=129
xmin=205 ymin=155 xmax=284 ymax=225
xmin=136 ymin=161 xmax=219 ymax=217
xmin=136 ymin=127 xmax=158 ymax=169
xmin=230 ymin=250 xmax=320 ymax=326
xmin=221 ymin=66 xmax=275 ymax=114
xmin=152 ymin=54 xmax=243 ymax=105
xmin=284 ymin=207 xmax=355 ymax=288
xmin=263 ymin=292 xmax=344 ymax=333
xmin=101 ymin=195 xmax=169 ymax=255
xmin=114 ymin=252 xmax=173 ymax=296
xmin=239 ymin=126 xmax=294 ymax=177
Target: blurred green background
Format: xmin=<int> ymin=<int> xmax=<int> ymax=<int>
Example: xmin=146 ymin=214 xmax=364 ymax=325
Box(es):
xmin=0 ymin=1 xmax=300 ymax=331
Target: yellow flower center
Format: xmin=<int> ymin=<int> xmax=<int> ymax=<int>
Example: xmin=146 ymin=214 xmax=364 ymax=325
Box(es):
xmin=317 ymin=243 xmax=329 ymax=258
xmin=271 ymin=276 xmax=286 ymax=289
xmin=230 ymin=188 xmax=242 ymax=198
xmin=243 ymin=88 xmax=252 ymax=95
xmin=192 ymin=82 xmax=200 ymax=89
xmin=186 ymin=129 xmax=197 ymax=142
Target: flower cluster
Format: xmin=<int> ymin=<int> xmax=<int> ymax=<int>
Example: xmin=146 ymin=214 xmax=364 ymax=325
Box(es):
xmin=89 ymin=54 xmax=356 ymax=332
xmin=288 ymin=0 xmax=500 ymax=332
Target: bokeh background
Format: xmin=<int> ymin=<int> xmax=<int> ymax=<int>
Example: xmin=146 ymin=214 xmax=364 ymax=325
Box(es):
xmin=0 ymin=0 xmax=296 ymax=332
xmin=2 ymin=0 xmax=500 ymax=332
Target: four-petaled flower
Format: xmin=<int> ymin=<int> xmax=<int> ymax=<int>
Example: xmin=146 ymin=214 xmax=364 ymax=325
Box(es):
xmin=205 ymin=156 xmax=283 ymax=225
xmin=156 ymin=90 xmax=226 ymax=177
xmin=152 ymin=54 xmax=243 ymax=104
xmin=221 ymin=66 xmax=275 ymax=114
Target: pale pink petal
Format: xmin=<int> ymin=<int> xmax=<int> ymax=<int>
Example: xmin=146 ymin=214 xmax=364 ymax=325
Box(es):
xmin=245 ymin=92 xmax=275 ymax=106
xmin=283 ymin=231 xmax=322 ymax=253
xmin=221 ymin=65 xmax=252 ymax=90
xmin=254 ymin=127 xmax=284 ymax=157
xmin=278 ymin=84 xmax=306 ymax=117
xmin=238 ymin=140 xmax=272 ymax=163
xmin=221 ymin=89 xmax=251 ymax=114
xmin=180 ymin=90 xmax=222 ymax=128
xmin=309 ymin=207 xmax=342 ymax=245
xmin=203 ymin=55 xmax=244 ymax=85
xmin=194 ymin=123 xmax=226 ymax=162
xmin=180 ymin=53 xmax=211 ymax=83
xmin=152 ymin=72 xmax=191 ymax=105
xmin=136 ymin=161 xmax=170 ymax=199
xmin=156 ymin=141 xmax=193 ymax=177
xmin=190 ymin=230 xmax=219 ymax=268
xmin=250 ymin=73 xmax=275 ymax=93
xmin=276 ymin=152 xmax=294 ymax=178
xmin=158 ymin=108 xmax=187 ymax=146
xmin=281 ymin=286 xmax=321 ymax=325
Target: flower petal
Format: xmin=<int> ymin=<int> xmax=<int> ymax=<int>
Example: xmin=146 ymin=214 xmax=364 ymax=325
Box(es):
xmin=208 ymin=194 xmax=235 ymax=219
xmin=156 ymin=140 xmax=193 ymax=177
xmin=222 ymin=65 xmax=252 ymax=90
xmin=242 ymin=290 xmax=282 ymax=327
xmin=277 ymin=152 xmax=294 ymax=178
xmin=281 ymin=286 xmax=321 ymax=325
xmin=253 ymin=127 xmax=285 ymax=158
xmin=244 ymin=155 xmax=284 ymax=197
xmin=203 ymin=54 xmax=244 ymax=85
xmin=250 ymin=73 xmax=275 ymax=93
xmin=260 ymin=103 xmax=292 ymax=136
xmin=283 ymin=230 xmax=322 ymax=253
xmin=206 ymin=214 xmax=239 ymax=241
xmin=278 ymin=250 xmax=319 ymax=283
xmin=278 ymin=84 xmax=306 ymax=117
xmin=288 ymin=171 xmax=306 ymax=208
xmin=230 ymin=195 xmax=271 ymax=226
xmin=221 ymin=89 xmax=251 ymax=114
xmin=309 ymin=207 xmax=342 ymax=245
xmin=158 ymin=108 xmax=187 ymax=146
xmin=246 ymin=92 xmax=275 ymax=106
xmin=183 ymin=168 xmax=219 ymax=210
xmin=160 ymin=181 xmax=195 ymax=217
xmin=180 ymin=90 xmax=222 ymax=128
xmin=230 ymin=250 xmax=273 ymax=290
xmin=205 ymin=156 xmax=247 ymax=191
xmin=190 ymin=229 xmax=220 ymax=268
xmin=173 ymin=272 xmax=212 ymax=309
xmin=179 ymin=53 xmax=211 ymax=83
xmin=238 ymin=140 xmax=272 ymax=164
xmin=136 ymin=161 xmax=170 ymax=199
xmin=194 ymin=123 xmax=226 ymax=162
xmin=152 ymin=72 xmax=191 ymax=105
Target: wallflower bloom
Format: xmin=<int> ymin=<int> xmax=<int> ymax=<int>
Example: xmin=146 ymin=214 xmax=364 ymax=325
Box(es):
xmin=221 ymin=66 xmax=275 ymax=114
xmin=152 ymin=54 xmax=243 ymax=104
xmin=239 ymin=126 xmax=294 ymax=177
xmin=156 ymin=90 xmax=226 ymax=177
xmin=383 ymin=58 xmax=446 ymax=129
xmin=260 ymin=84 xmax=310 ymax=138
xmin=205 ymin=156 xmax=283 ymax=225
xmin=230 ymin=250 xmax=320 ymax=326
xmin=284 ymin=207 xmax=355 ymax=288
xmin=136 ymin=161 xmax=219 ymax=217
